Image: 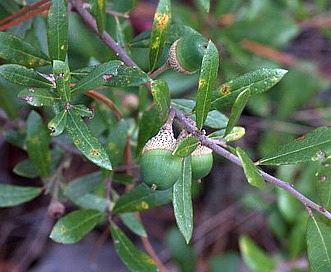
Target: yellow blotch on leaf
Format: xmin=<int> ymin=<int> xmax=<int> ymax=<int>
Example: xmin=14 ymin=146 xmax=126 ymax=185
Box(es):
xmin=154 ymin=13 xmax=170 ymax=30
xmin=137 ymin=201 xmax=149 ymax=210
xmin=151 ymin=36 xmax=160 ymax=49
xmin=28 ymin=58 xmax=36 ymax=66
xmin=91 ymin=149 xmax=100 ymax=157
xmin=219 ymin=84 xmax=230 ymax=96
xmin=198 ymin=79 xmax=206 ymax=89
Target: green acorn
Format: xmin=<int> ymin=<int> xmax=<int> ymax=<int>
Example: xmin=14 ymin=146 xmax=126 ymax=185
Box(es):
xmin=168 ymin=34 xmax=208 ymax=74
xmin=191 ymin=145 xmax=213 ymax=180
xmin=140 ymin=125 xmax=182 ymax=190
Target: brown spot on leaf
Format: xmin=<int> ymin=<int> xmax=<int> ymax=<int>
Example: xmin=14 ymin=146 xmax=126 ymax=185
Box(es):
xmin=296 ymin=135 xmax=306 ymax=141
xmin=220 ymin=85 xmax=230 ymax=96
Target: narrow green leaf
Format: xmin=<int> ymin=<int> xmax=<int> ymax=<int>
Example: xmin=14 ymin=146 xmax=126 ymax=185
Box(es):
xmin=63 ymin=171 xmax=102 ymax=199
xmin=211 ymin=68 xmax=287 ymax=110
xmin=195 ymin=40 xmax=219 ymax=130
xmin=71 ymin=194 xmax=106 ymax=212
xmin=225 ymin=89 xmax=250 ymax=136
xmin=115 ymin=17 xmax=128 ymax=54
xmin=197 ymin=0 xmax=210 ymax=12
xmin=173 ymin=136 xmax=199 ymax=158
xmin=71 ymin=104 xmax=94 ymax=118
xmin=26 ymin=111 xmax=51 ymax=177
xmin=110 ymin=223 xmax=158 ymax=271
xmin=66 ymin=108 xmax=112 ymax=170
xmin=307 ymin=215 xmax=331 ymax=272
xmin=236 ymin=147 xmax=265 ymax=189
xmin=151 ymin=79 xmax=171 ymax=123
xmin=71 ymin=61 xmax=121 ymax=95
xmin=208 ymin=127 xmax=246 ymax=142
xmin=47 ymin=0 xmax=68 ymax=61
xmin=172 ymin=99 xmax=228 ymax=129
xmin=0 ymin=64 xmax=53 ymax=88
xmin=173 ymin=156 xmax=193 ymax=243
xmin=0 ymin=184 xmax=42 ymax=207
xmin=149 ymin=0 xmax=172 ymax=71
xmin=119 ymin=213 xmax=148 ymax=237
xmin=315 ymin=158 xmax=331 ymax=211
xmin=13 ymin=159 xmax=39 ymax=178
xmin=0 ymin=32 xmax=51 ymax=67
xmin=53 ymin=60 xmax=71 ymax=101
xmin=113 ymin=183 xmax=172 ymax=213
xmin=50 ymin=209 xmax=103 ymax=244
xmin=239 ymin=235 xmax=276 ymax=272
xmin=92 ymin=0 xmax=106 ymax=34
xmin=259 ymin=127 xmax=331 ymax=165
xmin=48 ymin=110 xmax=67 ymax=136
xmin=18 ymin=88 xmax=60 ymax=107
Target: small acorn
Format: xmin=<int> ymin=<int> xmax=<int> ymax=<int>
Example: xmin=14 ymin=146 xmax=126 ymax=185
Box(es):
xmin=191 ymin=144 xmax=213 ymax=180
xmin=168 ymin=34 xmax=208 ymax=74
xmin=140 ymin=125 xmax=182 ymax=190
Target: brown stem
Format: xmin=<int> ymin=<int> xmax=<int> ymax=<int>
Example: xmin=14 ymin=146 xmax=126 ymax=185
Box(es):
xmin=171 ymin=106 xmax=331 ymax=221
xmin=149 ymin=62 xmax=170 ymax=79
xmin=84 ymin=90 xmax=123 ymax=121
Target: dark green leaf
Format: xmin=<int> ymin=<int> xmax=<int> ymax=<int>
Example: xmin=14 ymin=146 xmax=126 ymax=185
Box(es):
xmin=0 ymin=32 xmax=51 ymax=67
xmin=211 ymin=68 xmax=287 ymax=110
xmin=119 ymin=213 xmax=148 ymax=237
xmin=92 ymin=0 xmax=106 ymax=34
xmin=63 ymin=171 xmax=102 ymax=200
xmin=315 ymin=158 xmax=331 ymax=212
xmin=13 ymin=159 xmax=39 ymax=178
xmin=258 ymin=127 xmax=331 ymax=165
xmin=149 ymin=0 xmax=172 ymax=71
xmin=307 ymin=215 xmax=331 ymax=272
xmin=110 ymin=223 xmax=158 ymax=272
xmin=18 ymin=88 xmax=59 ymax=107
xmin=173 ymin=156 xmax=193 ymax=243
xmin=50 ymin=209 xmax=103 ymax=244
xmin=239 ymin=235 xmax=275 ymax=272
xmin=225 ymin=89 xmax=250 ymax=136
xmin=71 ymin=194 xmax=106 ymax=212
xmin=113 ymin=183 xmax=172 ymax=213
xmin=53 ymin=60 xmax=71 ymax=101
xmin=0 ymin=64 xmax=53 ymax=88
xmin=173 ymin=136 xmax=199 ymax=158
xmin=48 ymin=110 xmax=67 ymax=136
xmin=195 ymin=40 xmax=219 ymax=130
xmin=66 ymin=108 xmax=112 ymax=170
xmin=151 ymin=79 xmax=171 ymax=123
xmin=71 ymin=61 xmax=121 ymax=95
xmin=0 ymin=184 xmax=42 ymax=207
xmin=26 ymin=111 xmax=51 ymax=177
xmin=47 ymin=0 xmax=68 ymax=61
xmin=236 ymin=147 xmax=265 ymax=189
xmin=172 ymin=99 xmax=228 ymax=129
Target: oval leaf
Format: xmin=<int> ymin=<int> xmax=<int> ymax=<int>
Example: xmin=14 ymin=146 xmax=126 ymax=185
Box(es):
xmin=236 ymin=147 xmax=265 ymax=189
xmin=48 ymin=110 xmax=67 ymax=136
xmin=50 ymin=209 xmax=103 ymax=244
xmin=195 ymin=40 xmax=219 ymax=130
xmin=173 ymin=136 xmax=199 ymax=158
xmin=119 ymin=213 xmax=148 ymax=237
xmin=66 ymin=108 xmax=112 ymax=170
xmin=18 ymin=88 xmax=60 ymax=107
xmin=239 ymin=235 xmax=276 ymax=272
xmin=151 ymin=79 xmax=171 ymax=123
xmin=149 ymin=0 xmax=172 ymax=71
xmin=307 ymin=215 xmax=331 ymax=272
xmin=26 ymin=111 xmax=51 ymax=177
xmin=47 ymin=0 xmax=68 ymax=61
xmin=110 ymin=223 xmax=158 ymax=271
xmin=258 ymin=127 xmax=331 ymax=165
xmin=71 ymin=61 xmax=122 ymax=95
xmin=0 ymin=184 xmax=42 ymax=207
xmin=105 ymin=65 xmax=150 ymax=87
xmin=0 ymin=32 xmax=51 ymax=67
xmin=53 ymin=60 xmax=71 ymax=101
xmin=173 ymin=156 xmax=193 ymax=243
xmin=13 ymin=159 xmax=39 ymax=178
xmin=0 ymin=64 xmax=53 ymax=88
xmin=225 ymin=89 xmax=250 ymax=136
xmin=211 ymin=68 xmax=287 ymax=110
xmin=113 ymin=183 xmax=172 ymax=213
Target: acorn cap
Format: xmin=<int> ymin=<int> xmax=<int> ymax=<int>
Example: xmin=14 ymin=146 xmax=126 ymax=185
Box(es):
xmin=192 ymin=144 xmax=213 ymax=156
xmin=142 ymin=126 xmax=176 ymax=153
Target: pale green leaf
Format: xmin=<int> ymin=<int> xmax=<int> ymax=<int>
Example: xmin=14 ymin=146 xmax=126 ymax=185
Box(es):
xmin=0 ymin=184 xmax=42 ymax=207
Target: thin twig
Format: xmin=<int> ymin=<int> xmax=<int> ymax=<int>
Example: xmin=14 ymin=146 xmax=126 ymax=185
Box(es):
xmin=171 ymin=106 xmax=331 ymax=221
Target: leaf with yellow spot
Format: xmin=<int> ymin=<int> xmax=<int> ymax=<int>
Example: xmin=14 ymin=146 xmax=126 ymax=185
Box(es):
xmin=50 ymin=209 xmax=102 ymax=244
xmin=195 ymin=40 xmax=219 ymax=130
xmin=173 ymin=136 xmax=199 ymax=158
xmin=151 ymin=79 xmax=171 ymax=123
xmin=66 ymin=108 xmax=112 ymax=170
xmin=110 ymin=223 xmax=158 ymax=271
xmin=149 ymin=0 xmax=172 ymax=71
xmin=113 ymin=183 xmax=172 ymax=213
xmin=91 ymin=0 xmax=106 ymax=34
